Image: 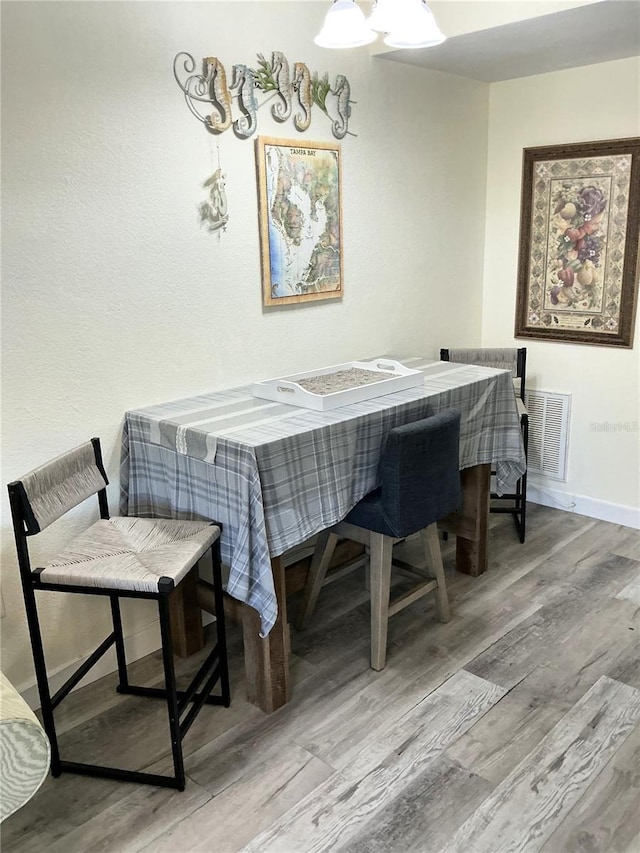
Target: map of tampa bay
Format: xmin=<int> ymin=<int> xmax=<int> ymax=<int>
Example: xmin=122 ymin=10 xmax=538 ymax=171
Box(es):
xmin=257 ymin=138 xmax=343 ymax=305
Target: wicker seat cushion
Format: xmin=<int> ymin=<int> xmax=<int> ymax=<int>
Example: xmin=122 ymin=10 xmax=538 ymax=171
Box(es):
xmin=39 ymin=518 xmax=220 ymax=593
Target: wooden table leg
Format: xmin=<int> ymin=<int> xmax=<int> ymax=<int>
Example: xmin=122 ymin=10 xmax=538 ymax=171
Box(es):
xmin=241 ymin=555 xmax=291 ymax=713
xmin=443 ymin=463 xmax=491 ymax=577
xmin=168 ymin=567 xmax=204 ymax=657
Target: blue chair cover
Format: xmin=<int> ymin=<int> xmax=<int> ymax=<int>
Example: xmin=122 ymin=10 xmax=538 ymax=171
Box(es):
xmin=345 ymin=409 xmax=462 ymax=538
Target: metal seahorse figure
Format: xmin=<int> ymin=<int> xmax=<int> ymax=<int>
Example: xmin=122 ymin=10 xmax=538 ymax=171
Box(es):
xmin=203 ymin=57 xmax=232 ymax=133
xmin=231 ymin=64 xmax=258 ymax=139
xmin=292 ymin=62 xmax=312 ymax=132
xmin=270 ymin=51 xmax=292 ymax=123
xmin=330 ymin=74 xmax=352 ymax=140
xmin=173 ymin=52 xmax=218 ymax=127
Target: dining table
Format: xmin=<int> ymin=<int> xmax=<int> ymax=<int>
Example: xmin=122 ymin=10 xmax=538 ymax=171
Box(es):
xmin=120 ymin=355 xmax=526 ymax=712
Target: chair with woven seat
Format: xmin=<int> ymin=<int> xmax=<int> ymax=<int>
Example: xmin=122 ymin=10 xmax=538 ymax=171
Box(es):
xmin=8 ymin=437 xmax=230 ymax=791
xmin=297 ymin=409 xmax=462 ymax=671
xmin=440 ymin=347 xmax=528 ymax=543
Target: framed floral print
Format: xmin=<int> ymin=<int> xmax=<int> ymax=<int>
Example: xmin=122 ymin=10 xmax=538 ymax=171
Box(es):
xmin=515 ymin=137 xmax=640 ymax=347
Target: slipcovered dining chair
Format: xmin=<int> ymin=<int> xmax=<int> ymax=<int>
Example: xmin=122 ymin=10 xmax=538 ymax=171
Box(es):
xmin=7 ymin=438 xmax=230 ymax=791
xmin=440 ymin=347 xmax=528 ymax=543
xmin=297 ymin=409 xmax=461 ymax=671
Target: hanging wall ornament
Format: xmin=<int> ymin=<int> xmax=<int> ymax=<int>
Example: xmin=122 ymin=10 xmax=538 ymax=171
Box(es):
xmin=198 ymin=139 xmax=229 ymax=235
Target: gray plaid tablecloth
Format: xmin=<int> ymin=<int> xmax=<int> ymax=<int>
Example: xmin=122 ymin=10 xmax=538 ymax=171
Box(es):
xmin=120 ymin=357 xmax=526 ymax=635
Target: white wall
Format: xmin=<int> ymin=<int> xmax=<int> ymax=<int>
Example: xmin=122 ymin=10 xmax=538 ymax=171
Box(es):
xmin=0 ymin=1 xmax=489 ymax=690
xmin=482 ymin=57 xmax=640 ymax=525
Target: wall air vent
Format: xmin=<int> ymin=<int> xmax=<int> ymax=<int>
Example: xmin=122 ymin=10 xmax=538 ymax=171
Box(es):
xmin=525 ymin=390 xmax=571 ymax=482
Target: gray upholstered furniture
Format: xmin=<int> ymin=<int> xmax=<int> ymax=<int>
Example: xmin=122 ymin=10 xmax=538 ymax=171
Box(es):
xmin=0 ymin=671 xmax=50 ymax=821
xmin=297 ymin=410 xmax=462 ymax=670
xmin=7 ymin=438 xmax=230 ymax=791
xmin=440 ymin=347 xmax=528 ymax=543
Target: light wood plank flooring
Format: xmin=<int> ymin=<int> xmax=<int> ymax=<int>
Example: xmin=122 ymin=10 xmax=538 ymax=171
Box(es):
xmin=3 ymin=505 xmax=640 ymax=853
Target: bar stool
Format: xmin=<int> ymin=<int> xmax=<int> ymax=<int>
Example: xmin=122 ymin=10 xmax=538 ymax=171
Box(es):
xmin=8 ymin=437 xmax=230 ymax=791
xmin=440 ymin=347 xmax=528 ymax=542
xmin=297 ymin=410 xmax=462 ymax=670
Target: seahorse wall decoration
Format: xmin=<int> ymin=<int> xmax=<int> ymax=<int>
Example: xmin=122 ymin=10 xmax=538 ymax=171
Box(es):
xmin=293 ymin=62 xmax=312 ymax=132
xmin=329 ymin=75 xmax=351 ymax=140
xmin=203 ymin=57 xmax=232 ymax=133
xmin=173 ymin=51 xmax=354 ymax=140
xmin=269 ymin=52 xmax=292 ymax=123
xmin=231 ymin=64 xmax=259 ymax=139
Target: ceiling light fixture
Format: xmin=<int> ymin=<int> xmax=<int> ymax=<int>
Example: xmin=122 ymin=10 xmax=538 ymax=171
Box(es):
xmin=315 ymin=0 xmax=446 ymax=50
xmin=383 ymin=0 xmax=446 ymax=49
xmin=314 ymin=0 xmax=377 ymax=49
xmin=367 ymin=0 xmax=401 ymax=34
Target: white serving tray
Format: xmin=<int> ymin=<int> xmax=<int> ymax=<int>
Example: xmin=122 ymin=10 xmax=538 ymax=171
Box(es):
xmin=252 ymin=359 xmax=424 ymax=411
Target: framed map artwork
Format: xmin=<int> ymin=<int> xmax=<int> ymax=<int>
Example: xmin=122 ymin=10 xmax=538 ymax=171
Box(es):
xmin=255 ymin=136 xmax=343 ymax=306
xmin=515 ymin=137 xmax=640 ymax=348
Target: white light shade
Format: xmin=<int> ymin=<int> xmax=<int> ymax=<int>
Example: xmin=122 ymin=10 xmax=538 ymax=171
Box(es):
xmin=315 ymin=0 xmax=377 ymax=49
xmin=367 ymin=0 xmax=401 ymax=33
xmin=383 ymin=0 xmax=446 ymax=49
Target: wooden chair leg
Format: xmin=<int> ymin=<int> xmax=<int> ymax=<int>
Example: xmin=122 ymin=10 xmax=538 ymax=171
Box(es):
xmin=421 ymin=523 xmax=451 ymax=623
xmin=364 ymin=545 xmax=371 ymax=591
xmin=296 ymin=530 xmax=339 ymax=630
xmin=369 ymin=533 xmax=393 ymax=671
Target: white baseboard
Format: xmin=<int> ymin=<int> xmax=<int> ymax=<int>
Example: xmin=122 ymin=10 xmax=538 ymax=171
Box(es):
xmin=20 ymin=610 xmax=218 ymax=711
xmin=19 ymin=619 xmax=164 ymax=711
xmin=527 ymin=481 xmax=640 ymax=529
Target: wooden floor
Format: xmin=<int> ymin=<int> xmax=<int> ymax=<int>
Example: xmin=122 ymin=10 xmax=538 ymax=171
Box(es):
xmin=4 ymin=505 xmax=640 ymax=853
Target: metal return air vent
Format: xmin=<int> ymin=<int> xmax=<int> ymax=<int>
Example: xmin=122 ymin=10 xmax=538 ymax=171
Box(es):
xmin=525 ymin=390 xmax=571 ymax=481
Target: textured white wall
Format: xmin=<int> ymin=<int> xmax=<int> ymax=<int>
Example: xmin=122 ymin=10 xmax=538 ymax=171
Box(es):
xmin=482 ymin=57 xmax=640 ymax=517
xmin=0 ymin=1 xmax=489 ymax=689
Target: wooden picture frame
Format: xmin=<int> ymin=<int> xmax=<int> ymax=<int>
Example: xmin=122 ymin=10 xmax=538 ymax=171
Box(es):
xmin=515 ymin=137 xmax=640 ymax=347
xmin=255 ymin=136 xmax=343 ymax=307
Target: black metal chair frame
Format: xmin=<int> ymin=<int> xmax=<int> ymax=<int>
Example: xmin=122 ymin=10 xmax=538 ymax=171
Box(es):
xmin=440 ymin=347 xmax=528 ymax=543
xmin=8 ymin=438 xmax=230 ymax=791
